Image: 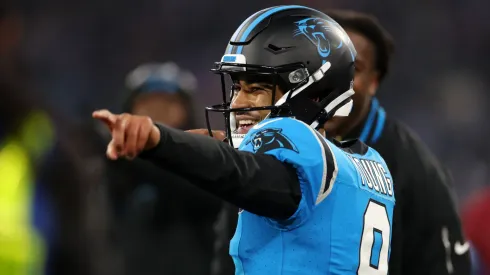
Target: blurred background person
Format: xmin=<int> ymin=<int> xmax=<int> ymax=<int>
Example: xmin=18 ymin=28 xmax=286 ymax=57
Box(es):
xmin=0 ymin=1 xmax=119 ymax=275
xmin=122 ymin=62 xmax=197 ymax=129
xmin=99 ymin=62 xmax=220 ymax=275
xmin=324 ymin=10 xmax=470 ymax=275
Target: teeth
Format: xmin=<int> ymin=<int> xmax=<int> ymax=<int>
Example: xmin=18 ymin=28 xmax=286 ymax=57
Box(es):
xmin=238 ymin=120 xmax=256 ymax=126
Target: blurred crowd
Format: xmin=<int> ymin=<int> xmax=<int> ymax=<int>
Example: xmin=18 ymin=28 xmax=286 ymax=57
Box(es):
xmin=18 ymin=0 xmax=490 ymax=200
xmin=1 ymin=0 xmax=489 ymax=274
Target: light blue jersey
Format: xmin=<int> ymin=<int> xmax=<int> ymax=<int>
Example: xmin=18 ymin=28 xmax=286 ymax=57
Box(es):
xmin=231 ymin=117 xmax=395 ymax=275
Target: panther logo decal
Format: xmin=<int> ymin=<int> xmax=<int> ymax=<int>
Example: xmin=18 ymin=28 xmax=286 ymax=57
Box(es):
xmin=247 ymin=128 xmax=299 ymax=154
xmin=293 ymin=17 xmax=354 ymax=63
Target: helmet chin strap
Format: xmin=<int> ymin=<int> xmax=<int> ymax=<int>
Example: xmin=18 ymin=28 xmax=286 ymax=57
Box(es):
xmin=334 ymin=97 xmax=353 ymax=117
xmin=310 ymin=89 xmax=355 ymax=129
xmin=231 ymin=133 xmax=245 ymax=149
xmin=229 ymin=113 xmax=245 ymax=148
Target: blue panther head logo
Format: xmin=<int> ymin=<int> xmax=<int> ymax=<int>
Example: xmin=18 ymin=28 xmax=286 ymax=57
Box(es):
xmin=247 ymin=128 xmax=299 ymax=154
xmin=293 ymin=17 xmax=351 ymax=63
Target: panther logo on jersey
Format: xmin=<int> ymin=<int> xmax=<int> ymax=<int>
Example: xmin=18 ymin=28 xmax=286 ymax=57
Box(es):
xmin=248 ymin=128 xmax=298 ymax=154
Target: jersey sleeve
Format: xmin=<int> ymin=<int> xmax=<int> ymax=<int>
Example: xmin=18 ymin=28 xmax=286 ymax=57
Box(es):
xmin=239 ymin=117 xmax=334 ymax=228
xmin=140 ymin=123 xmax=301 ymax=219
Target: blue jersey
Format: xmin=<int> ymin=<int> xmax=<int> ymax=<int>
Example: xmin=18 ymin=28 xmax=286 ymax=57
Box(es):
xmin=230 ymin=117 xmax=395 ymax=275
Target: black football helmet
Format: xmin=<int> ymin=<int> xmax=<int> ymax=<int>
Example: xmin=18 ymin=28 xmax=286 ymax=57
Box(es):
xmin=205 ymin=5 xmax=357 ymax=148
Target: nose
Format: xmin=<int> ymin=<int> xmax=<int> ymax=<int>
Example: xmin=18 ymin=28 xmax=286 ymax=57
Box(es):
xmin=230 ymin=90 xmax=251 ymax=109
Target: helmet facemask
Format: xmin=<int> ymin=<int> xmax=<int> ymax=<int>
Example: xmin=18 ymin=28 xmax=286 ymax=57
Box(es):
xmin=206 ymin=60 xmax=305 ymax=148
xmin=206 ymin=57 xmax=354 ymax=148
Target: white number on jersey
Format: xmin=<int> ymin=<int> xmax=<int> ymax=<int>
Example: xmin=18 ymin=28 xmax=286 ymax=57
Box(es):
xmin=357 ymin=200 xmax=391 ymax=275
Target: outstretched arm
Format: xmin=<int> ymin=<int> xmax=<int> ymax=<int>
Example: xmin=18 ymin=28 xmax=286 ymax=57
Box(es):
xmin=92 ymin=110 xmax=301 ymax=219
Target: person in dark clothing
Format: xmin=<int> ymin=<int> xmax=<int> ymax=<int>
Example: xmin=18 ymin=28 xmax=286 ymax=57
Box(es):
xmin=210 ymin=9 xmax=471 ymax=275
xmin=101 ymin=62 xmax=220 ymax=275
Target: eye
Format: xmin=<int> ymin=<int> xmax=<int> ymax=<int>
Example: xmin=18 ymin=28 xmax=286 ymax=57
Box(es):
xmin=250 ymin=87 xmax=263 ymax=93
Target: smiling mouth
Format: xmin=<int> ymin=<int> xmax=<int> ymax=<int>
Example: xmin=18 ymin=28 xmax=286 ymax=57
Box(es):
xmin=236 ymin=119 xmax=259 ymax=134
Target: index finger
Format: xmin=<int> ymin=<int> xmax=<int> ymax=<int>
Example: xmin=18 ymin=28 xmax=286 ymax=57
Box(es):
xmin=92 ymin=109 xmax=117 ymax=126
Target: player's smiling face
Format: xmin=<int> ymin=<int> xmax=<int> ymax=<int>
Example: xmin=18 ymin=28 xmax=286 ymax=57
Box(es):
xmin=230 ymin=79 xmax=284 ymax=135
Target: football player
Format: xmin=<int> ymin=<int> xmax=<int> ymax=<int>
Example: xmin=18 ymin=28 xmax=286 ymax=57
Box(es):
xmin=94 ymin=6 xmax=395 ymax=274
xmin=212 ymin=9 xmax=471 ymax=275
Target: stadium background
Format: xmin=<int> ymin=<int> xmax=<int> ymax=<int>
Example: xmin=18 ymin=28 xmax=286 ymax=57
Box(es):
xmin=3 ymin=0 xmax=490 ymax=273
xmin=21 ymin=0 xmax=490 ymax=201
